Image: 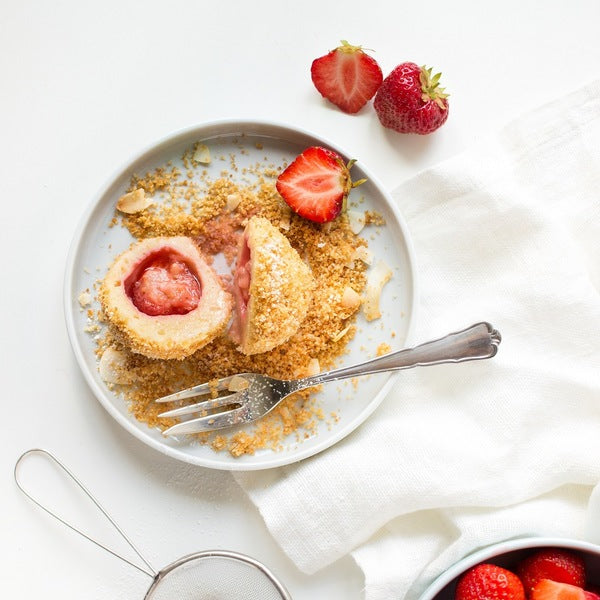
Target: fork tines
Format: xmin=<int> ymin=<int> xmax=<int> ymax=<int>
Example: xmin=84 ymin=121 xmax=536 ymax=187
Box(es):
xmin=156 ymin=374 xmax=251 ymax=436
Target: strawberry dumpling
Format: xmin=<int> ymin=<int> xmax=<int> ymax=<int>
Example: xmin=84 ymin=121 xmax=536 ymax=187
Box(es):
xmin=230 ymin=216 xmax=315 ymax=355
xmin=100 ymin=236 xmax=232 ymax=360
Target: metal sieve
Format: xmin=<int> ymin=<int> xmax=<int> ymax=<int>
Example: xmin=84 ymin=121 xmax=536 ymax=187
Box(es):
xmin=15 ymin=449 xmax=292 ymax=600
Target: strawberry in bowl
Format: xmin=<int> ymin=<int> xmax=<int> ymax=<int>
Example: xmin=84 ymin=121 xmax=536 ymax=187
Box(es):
xmin=418 ymin=540 xmax=600 ymax=600
xmin=518 ymin=548 xmax=587 ymax=594
xmin=456 ymin=563 xmax=525 ymax=600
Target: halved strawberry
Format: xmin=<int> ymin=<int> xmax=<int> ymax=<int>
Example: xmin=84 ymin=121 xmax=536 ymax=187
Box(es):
xmin=275 ymin=146 xmax=365 ymax=223
xmin=517 ymin=549 xmax=586 ymax=596
xmin=311 ymin=40 xmax=383 ymax=114
xmin=531 ymin=579 xmax=587 ymax=600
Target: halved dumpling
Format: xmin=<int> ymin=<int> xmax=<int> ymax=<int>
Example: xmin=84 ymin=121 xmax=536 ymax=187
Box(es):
xmin=230 ymin=216 xmax=315 ymax=355
xmin=100 ymin=236 xmax=232 ymax=360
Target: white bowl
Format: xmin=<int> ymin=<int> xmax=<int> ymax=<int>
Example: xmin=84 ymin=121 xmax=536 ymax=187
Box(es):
xmin=63 ymin=119 xmax=417 ymax=471
xmin=419 ymin=537 xmax=600 ymax=600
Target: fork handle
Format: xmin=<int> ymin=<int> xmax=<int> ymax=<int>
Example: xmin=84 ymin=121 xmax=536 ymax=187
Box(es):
xmin=303 ymin=322 xmax=501 ymax=387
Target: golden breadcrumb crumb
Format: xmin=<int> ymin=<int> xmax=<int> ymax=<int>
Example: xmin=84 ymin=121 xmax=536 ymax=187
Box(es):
xmin=376 ymin=342 xmax=392 ymax=356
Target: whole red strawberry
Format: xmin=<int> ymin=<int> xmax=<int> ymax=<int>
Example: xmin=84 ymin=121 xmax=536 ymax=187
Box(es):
xmin=311 ymin=40 xmax=383 ymax=114
xmin=517 ymin=549 xmax=586 ymax=596
xmin=456 ymin=564 xmax=526 ymax=600
xmin=374 ymin=62 xmax=449 ymax=134
xmin=275 ymin=146 xmax=366 ymax=223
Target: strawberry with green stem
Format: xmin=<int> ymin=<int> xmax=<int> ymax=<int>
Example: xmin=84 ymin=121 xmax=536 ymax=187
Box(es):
xmin=276 ymin=146 xmax=366 ymax=224
xmin=374 ymin=62 xmax=449 ymax=134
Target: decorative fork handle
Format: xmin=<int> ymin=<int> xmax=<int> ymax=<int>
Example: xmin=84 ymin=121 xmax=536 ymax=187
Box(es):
xmin=297 ymin=322 xmax=501 ymax=389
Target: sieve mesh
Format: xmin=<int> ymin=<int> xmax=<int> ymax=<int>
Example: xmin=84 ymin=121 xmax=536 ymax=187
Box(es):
xmin=15 ymin=450 xmax=292 ymax=600
xmin=145 ymin=552 xmax=290 ymax=600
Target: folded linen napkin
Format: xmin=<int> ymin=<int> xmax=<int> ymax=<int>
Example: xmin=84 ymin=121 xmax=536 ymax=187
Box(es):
xmin=235 ymin=79 xmax=600 ymax=600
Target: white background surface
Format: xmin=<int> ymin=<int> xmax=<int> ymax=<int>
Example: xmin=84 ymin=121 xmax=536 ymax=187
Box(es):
xmin=2 ymin=1 xmax=599 ymax=597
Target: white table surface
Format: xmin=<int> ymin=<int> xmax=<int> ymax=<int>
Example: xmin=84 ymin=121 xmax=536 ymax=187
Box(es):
xmin=2 ymin=1 xmax=599 ymax=597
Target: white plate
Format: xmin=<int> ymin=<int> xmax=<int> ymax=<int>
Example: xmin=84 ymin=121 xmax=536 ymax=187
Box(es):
xmin=64 ymin=119 xmax=417 ymax=471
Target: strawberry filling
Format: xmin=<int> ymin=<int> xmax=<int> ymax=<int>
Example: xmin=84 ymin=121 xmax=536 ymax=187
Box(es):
xmin=124 ymin=248 xmax=201 ymax=316
xmin=230 ymin=235 xmax=251 ymax=343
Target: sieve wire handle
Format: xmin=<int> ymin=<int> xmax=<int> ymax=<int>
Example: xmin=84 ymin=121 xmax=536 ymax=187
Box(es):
xmin=14 ymin=448 xmax=156 ymax=579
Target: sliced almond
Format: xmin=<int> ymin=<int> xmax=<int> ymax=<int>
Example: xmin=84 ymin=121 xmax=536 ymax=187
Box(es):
xmin=278 ymin=205 xmax=292 ymax=231
xmin=350 ymin=245 xmax=374 ymax=266
xmin=98 ymin=346 xmax=136 ymax=385
xmin=331 ymin=324 xmax=351 ymax=343
xmin=193 ymin=143 xmax=211 ymax=164
xmin=78 ymin=290 xmax=92 ymax=308
xmin=228 ymin=375 xmax=249 ymax=392
xmin=116 ymin=188 xmax=152 ymax=214
xmin=306 ymin=358 xmax=321 ymax=376
xmin=363 ymin=260 xmax=393 ymax=321
xmin=226 ymin=192 xmax=242 ymax=211
xmin=294 ymin=357 xmax=321 ymax=378
xmin=347 ymin=210 xmax=366 ymax=234
xmin=341 ymin=286 xmax=362 ymax=310
xmin=279 ymin=217 xmax=291 ymax=231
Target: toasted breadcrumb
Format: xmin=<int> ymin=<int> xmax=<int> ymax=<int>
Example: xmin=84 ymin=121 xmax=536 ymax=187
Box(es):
xmin=365 ymin=210 xmax=386 ymax=226
xmin=376 ymin=342 xmax=392 ymax=356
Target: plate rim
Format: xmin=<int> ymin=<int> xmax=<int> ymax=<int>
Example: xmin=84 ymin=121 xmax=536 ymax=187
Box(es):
xmin=63 ymin=118 xmax=418 ymax=471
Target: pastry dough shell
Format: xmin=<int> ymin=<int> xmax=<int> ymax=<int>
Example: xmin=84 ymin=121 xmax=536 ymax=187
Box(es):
xmin=100 ymin=236 xmax=232 ymax=360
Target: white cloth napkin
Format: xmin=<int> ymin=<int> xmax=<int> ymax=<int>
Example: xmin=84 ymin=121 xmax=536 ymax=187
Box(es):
xmin=235 ymin=79 xmax=600 ymax=600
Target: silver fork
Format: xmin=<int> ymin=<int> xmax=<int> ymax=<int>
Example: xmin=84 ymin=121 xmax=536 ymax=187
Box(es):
xmin=156 ymin=322 xmax=501 ymax=436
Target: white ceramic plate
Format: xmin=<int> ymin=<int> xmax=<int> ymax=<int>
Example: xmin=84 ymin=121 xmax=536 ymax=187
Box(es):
xmin=64 ymin=119 xmax=417 ymax=470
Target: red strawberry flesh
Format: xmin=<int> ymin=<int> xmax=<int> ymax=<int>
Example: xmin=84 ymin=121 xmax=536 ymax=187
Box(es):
xmin=531 ymin=579 xmax=587 ymax=600
xmin=229 ymin=233 xmax=251 ymax=345
xmin=311 ymin=41 xmax=383 ymax=114
xmin=517 ymin=549 xmax=586 ymax=596
xmin=125 ymin=249 xmax=201 ymax=316
xmin=276 ymin=146 xmax=353 ymax=223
